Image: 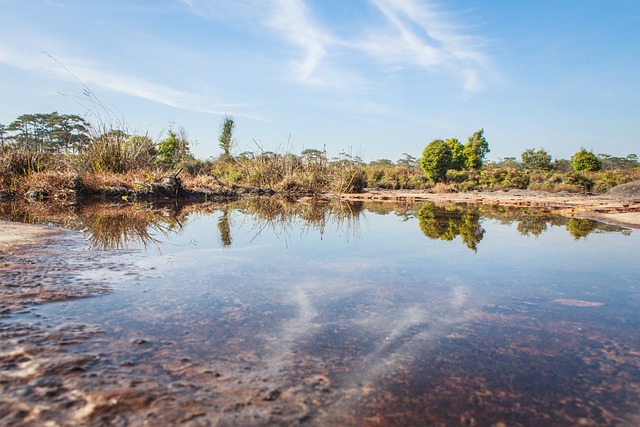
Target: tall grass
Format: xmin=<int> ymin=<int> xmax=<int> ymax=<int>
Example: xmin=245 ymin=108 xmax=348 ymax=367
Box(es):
xmin=203 ymin=152 xmax=367 ymax=194
xmin=80 ymin=128 xmax=156 ymax=173
xmin=0 ymin=147 xmax=54 ymax=184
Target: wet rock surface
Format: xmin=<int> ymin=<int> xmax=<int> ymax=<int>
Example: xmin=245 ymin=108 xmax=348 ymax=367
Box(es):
xmin=1 ymin=213 xmax=640 ymax=426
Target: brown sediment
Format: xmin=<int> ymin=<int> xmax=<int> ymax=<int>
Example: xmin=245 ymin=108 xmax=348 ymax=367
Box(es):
xmin=0 ymin=221 xmax=114 ymax=314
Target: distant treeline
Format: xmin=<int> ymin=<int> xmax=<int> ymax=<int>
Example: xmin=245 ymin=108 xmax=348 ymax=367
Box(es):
xmin=1 ymin=112 xmax=639 ymax=199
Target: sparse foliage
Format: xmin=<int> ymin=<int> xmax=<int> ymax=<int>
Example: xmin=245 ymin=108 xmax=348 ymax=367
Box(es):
xmin=521 ymin=148 xmax=552 ymax=170
xmin=218 ymin=116 xmax=235 ymax=160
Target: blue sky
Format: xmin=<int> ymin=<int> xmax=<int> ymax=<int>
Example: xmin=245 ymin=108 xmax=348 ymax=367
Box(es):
xmin=1 ymin=0 xmax=638 ymax=162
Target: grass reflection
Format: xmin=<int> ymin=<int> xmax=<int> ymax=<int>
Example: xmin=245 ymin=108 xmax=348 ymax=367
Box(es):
xmin=79 ymin=203 xmax=181 ymax=250
xmin=231 ymin=197 xmax=365 ymax=244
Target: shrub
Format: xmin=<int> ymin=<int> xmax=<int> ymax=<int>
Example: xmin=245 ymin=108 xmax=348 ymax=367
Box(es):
xmin=479 ymin=168 xmax=530 ymax=190
xmin=565 ymin=173 xmax=594 ymax=192
xmin=446 ymin=169 xmax=469 ymax=183
xmin=572 ymin=148 xmax=601 ymax=172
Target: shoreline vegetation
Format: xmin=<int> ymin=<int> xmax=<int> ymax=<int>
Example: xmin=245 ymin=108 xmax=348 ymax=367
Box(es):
xmin=1 ymin=113 xmax=640 ymax=227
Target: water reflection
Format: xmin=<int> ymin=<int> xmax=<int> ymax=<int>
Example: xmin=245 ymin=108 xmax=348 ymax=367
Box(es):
xmin=2 ymin=198 xmax=639 ymax=425
xmin=234 ymin=197 xmax=364 ymax=244
xmin=417 ymin=202 xmax=485 ymax=252
xmin=0 ymin=199 xmax=631 ymax=251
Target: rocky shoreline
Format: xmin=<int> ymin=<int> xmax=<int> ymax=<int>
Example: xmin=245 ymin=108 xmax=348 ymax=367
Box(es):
xmin=337 ymin=184 xmax=640 ymax=229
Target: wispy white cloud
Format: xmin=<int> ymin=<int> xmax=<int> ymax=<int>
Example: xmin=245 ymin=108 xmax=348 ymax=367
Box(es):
xmin=266 ymin=0 xmax=329 ymax=84
xmin=262 ymin=0 xmax=488 ymax=91
xmin=0 ymin=44 xmax=268 ymax=121
xmin=265 ymin=0 xmax=370 ymax=89
xmin=361 ymin=0 xmax=488 ymax=91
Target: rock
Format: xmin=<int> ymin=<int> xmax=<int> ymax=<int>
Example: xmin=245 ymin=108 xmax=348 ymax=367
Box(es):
xmin=606 ymin=180 xmax=640 ymax=199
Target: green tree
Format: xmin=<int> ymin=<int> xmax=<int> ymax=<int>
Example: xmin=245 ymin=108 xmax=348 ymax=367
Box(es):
xmin=552 ymin=159 xmax=572 ymax=171
xmin=8 ymin=113 xmax=49 ymax=151
xmin=420 ymin=139 xmax=452 ymax=182
xmin=572 ymin=148 xmax=601 ymax=172
xmin=49 ymin=113 xmax=91 ymax=153
xmin=462 ymin=128 xmax=490 ymax=170
xmin=597 ymin=153 xmax=639 ymax=170
xmin=445 ymin=138 xmax=465 ymax=170
xmin=157 ymin=128 xmax=189 ymax=166
xmin=5 ymin=112 xmax=91 ymax=153
xmin=521 ymin=148 xmax=552 ymax=170
xmin=218 ymin=115 xmax=235 ymax=160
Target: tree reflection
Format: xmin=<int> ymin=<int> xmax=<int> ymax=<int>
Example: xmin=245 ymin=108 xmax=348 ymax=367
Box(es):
xmin=417 ymin=202 xmax=485 ymax=252
xmin=566 ymin=218 xmax=598 ymax=239
xmin=218 ymin=205 xmax=233 ymax=246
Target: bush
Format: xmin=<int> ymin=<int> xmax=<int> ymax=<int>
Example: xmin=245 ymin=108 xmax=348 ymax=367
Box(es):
xmin=572 ymin=149 xmax=601 ymax=172
xmin=565 ymin=173 xmax=594 ymax=192
xmin=479 ymin=168 xmax=530 ymax=190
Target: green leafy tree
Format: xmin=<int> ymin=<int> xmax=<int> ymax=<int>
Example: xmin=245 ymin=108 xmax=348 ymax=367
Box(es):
xmin=420 ymin=139 xmax=452 ymax=182
xmin=572 ymin=148 xmax=601 ymax=172
xmin=218 ymin=115 xmax=235 ymax=160
xmin=445 ymin=138 xmax=465 ymax=170
xmin=462 ymin=128 xmax=490 ymax=170
xmin=521 ymin=148 xmax=552 ymax=170
xmin=157 ymin=128 xmax=189 ymax=166
xmin=5 ymin=112 xmax=90 ymax=153
xmin=552 ymin=159 xmax=572 ymax=171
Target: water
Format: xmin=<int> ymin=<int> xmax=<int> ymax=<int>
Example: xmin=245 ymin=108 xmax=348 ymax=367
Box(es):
xmin=3 ymin=199 xmax=640 ymax=425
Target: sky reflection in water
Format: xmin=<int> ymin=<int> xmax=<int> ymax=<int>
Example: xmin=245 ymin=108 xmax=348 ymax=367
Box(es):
xmin=30 ymin=201 xmax=640 ymax=425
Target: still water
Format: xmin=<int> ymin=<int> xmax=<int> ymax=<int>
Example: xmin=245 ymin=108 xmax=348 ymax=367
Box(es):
xmin=7 ymin=200 xmax=640 ymax=425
